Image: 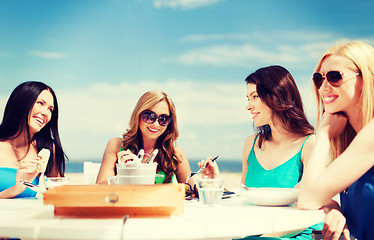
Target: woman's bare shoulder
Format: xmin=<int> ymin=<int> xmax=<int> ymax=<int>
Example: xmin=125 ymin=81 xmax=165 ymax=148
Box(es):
xmin=244 ymin=134 xmax=257 ymax=148
xmin=174 ymin=146 xmax=186 ymax=159
xmin=107 ymin=137 xmax=122 ymax=147
xmin=300 ymin=134 xmax=316 ymax=164
xmin=303 ymin=134 xmax=316 ymax=149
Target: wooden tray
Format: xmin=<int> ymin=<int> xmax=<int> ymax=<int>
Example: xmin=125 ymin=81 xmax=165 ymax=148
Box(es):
xmin=43 ymin=184 xmax=185 ymax=218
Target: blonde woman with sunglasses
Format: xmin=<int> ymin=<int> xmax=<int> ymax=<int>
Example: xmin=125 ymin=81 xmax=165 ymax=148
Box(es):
xmin=96 ymin=90 xmax=193 ymax=185
xmin=299 ymin=40 xmax=374 ymax=240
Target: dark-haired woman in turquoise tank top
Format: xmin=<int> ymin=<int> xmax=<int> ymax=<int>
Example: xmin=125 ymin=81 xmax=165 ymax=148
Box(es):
xmin=241 ymin=134 xmax=322 ymax=240
xmin=199 ymin=66 xmax=323 ymax=239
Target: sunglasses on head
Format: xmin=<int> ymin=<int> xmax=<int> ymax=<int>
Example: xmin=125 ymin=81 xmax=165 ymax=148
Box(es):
xmin=313 ymin=70 xmax=359 ymax=89
xmin=141 ymin=110 xmax=172 ymax=127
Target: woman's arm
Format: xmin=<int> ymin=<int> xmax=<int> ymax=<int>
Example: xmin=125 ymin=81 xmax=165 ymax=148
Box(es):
xmin=241 ymin=135 xmax=255 ymax=185
xmin=299 ymin=114 xmax=374 ymax=209
xmin=0 ymin=183 xmax=26 ymax=199
xmin=96 ymin=137 xmax=122 ymax=184
xmin=174 ymin=146 xmax=193 ymax=185
xmin=0 ymin=157 xmax=39 ymax=199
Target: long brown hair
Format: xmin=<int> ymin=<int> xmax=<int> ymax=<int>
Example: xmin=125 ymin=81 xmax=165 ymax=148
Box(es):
xmin=0 ymin=81 xmax=66 ymax=176
xmin=313 ymin=40 xmax=374 ymax=160
xmin=245 ymin=65 xmax=314 ymax=148
xmin=121 ymin=90 xmax=179 ymax=183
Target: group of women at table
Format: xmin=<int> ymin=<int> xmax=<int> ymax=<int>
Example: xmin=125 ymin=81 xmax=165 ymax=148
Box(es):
xmin=0 ymin=40 xmax=373 ymax=240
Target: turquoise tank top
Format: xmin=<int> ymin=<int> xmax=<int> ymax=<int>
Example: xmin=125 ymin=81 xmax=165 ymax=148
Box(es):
xmin=245 ymin=134 xmax=308 ymax=188
xmin=243 ymin=134 xmax=323 ymax=240
xmin=0 ymin=167 xmax=40 ymax=198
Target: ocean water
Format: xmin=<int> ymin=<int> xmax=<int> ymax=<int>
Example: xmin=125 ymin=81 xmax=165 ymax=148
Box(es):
xmin=65 ymin=159 xmax=242 ymax=173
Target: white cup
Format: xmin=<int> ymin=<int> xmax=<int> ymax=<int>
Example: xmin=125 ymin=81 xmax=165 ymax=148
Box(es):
xmin=84 ymin=161 xmax=101 ymax=184
xmin=196 ymin=178 xmax=225 ymax=205
xmin=109 ymin=162 xmax=157 ymax=184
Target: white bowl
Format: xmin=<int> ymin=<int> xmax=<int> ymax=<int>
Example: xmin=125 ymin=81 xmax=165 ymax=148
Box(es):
xmin=240 ymin=187 xmax=299 ymax=206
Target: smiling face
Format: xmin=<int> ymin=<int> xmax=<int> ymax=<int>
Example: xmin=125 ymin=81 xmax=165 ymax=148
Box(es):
xmin=139 ymin=99 xmax=170 ymax=142
xmin=317 ymin=55 xmax=363 ymax=117
xmin=28 ymin=90 xmax=54 ymax=135
xmin=246 ymin=83 xmax=272 ymax=127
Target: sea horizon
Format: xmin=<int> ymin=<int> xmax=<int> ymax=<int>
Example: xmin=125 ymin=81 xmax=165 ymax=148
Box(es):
xmin=65 ymin=159 xmax=242 ymax=173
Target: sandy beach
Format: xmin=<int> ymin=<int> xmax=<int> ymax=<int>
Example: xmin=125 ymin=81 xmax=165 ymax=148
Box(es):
xmin=65 ymin=171 xmax=242 ymax=190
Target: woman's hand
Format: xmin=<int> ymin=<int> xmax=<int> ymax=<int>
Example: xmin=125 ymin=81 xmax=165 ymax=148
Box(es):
xmin=117 ymin=149 xmax=139 ymax=163
xmin=321 ymin=207 xmax=351 ymax=240
xmin=198 ymin=156 xmax=219 ymax=179
xmin=318 ymin=113 xmax=348 ymax=140
xmin=15 ymin=157 xmax=40 ymax=186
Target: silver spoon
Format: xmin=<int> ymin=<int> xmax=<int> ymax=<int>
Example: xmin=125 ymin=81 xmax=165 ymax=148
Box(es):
xmin=146 ymin=149 xmax=159 ymax=164
xmin=23 ymin=181 xmax=46 ymax=193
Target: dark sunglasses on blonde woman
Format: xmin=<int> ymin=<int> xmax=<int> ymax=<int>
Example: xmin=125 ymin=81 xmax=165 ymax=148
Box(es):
xmin=313 ymin=70 xmax=360 ymax=89
xmin=141 ymin=110 xmax=172 ymax=127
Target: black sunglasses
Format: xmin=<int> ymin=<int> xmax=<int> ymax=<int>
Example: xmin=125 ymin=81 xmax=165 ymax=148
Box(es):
xmin=313 ymin=71 xmax=359 ymax=89
xmin=141 ymin=110 xmax=172 ymax=127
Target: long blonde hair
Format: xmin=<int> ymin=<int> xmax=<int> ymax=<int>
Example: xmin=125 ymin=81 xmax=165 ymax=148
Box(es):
xmin=314 ymin=40 xmax=374 ymax=159
xmin=122 ymin=90 xmax=179 ymax=183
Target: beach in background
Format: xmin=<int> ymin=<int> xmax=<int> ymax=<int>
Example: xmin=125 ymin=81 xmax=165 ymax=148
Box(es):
xmin=65 ymin=172 xmax=242 ymax=190
xmin=65 ymin=160 xmax=242 ymax=190
xmin=62 ymin=162 xmax=340 ymax=202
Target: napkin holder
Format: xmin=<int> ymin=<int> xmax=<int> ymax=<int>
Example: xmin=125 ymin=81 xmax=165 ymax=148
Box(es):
xmin=43 ymin=184 xmax=184 ymax=218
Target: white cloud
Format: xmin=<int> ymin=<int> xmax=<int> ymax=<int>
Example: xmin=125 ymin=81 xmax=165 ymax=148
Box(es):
xmin=55 ymin=80 xmax=251 ymax=161
xmin=56 ymin=79 xmax=317 ymax=161
xmin=28 ymin=51 xmax=66 ymax=59
xmin=153 ymin=0 xmax=223 ymax=9
xmin=170 ymin=32 xmax=360 ymax=68
xmin=166 ymin=44 xmax=314 ymax=67
xmin=0 ymin=79 xmax=317 ymax=162
xmin=181 ymin=32 xmax=337 ymax=43
xmin=0 ymin=96 xmax=7 ymax=117
xmin=298 ymin=81 xmax=318 ymax=126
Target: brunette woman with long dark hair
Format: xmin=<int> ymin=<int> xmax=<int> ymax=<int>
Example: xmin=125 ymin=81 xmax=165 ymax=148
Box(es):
xmin=0 ymin=81 xmax=67 ymax=198
xmin=199 ymin=66 xmax=322 ymax=239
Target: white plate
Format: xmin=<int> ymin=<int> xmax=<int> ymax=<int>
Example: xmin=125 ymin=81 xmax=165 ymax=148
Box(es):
xmin=239 ymin=187 xmax=299 ymax=206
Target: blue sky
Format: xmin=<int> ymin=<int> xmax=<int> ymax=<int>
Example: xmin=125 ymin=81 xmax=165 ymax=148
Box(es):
xmin=1 ymin=0 xmax=374 ymax=162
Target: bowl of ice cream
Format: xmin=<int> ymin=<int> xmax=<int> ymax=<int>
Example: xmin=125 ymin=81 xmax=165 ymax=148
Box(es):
xmin=108 ymin=160 xmax=157 ymax=184
xmin=116 ymin=162 xmax=157 ymax=176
